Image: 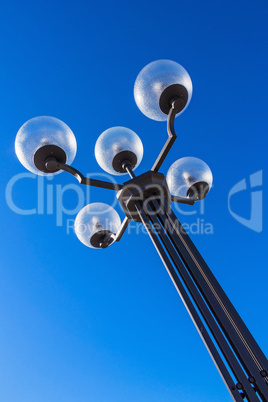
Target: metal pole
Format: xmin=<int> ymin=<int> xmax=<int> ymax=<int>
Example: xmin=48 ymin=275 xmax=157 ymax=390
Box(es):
xmin=134 ymin=200 xmax=245 ymax=401
xmin=155 ymin=198 xmax=268 ymax=400
xmin=133 ymin=196 xmax=268 ymax=401
xmin=149 ymin=200 xmax=262 ymax=400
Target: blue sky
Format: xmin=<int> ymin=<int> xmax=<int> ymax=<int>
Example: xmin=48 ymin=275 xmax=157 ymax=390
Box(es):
xmin=1 ymin=0 xmax=267 ymax=401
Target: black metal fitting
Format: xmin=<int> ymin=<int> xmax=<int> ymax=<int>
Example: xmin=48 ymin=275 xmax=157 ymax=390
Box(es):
xmin=34 ymin=144 xmax=66 ymax=173
xmin=90 ymin=230 xmax=114 ymax=249
xmin=117 ymin=170 xmax=171 ymax=222
xmin=159 ymin=84 xmax=188 ymax=115
xmin=112 ymin=150 xmax=137 ymax=173
xmin=99 ymin=234 xmax=115 ymax=249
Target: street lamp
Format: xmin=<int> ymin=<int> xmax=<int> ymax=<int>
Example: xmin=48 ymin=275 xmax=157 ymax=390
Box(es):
xmin=15 ymin=59 xmax=267 ymax=402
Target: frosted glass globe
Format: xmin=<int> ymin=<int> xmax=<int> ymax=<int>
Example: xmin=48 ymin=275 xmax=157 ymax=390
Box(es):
xmin=134 ymin=59 xmax=193 ymax=121
xmin=95 ymin=126 xmax=143 ymax=175
xmin=15 ymin=116 xmax=77 ymax=175
xmin=167 ymin=157 xmax=213 ymax=200
xmin=74 ymin=203 xmax=121 ymax=249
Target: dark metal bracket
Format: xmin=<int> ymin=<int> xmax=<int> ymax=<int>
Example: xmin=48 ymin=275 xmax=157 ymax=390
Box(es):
xmin=117 ymin=170 xmax=171 ymax=222
xmin=45 ymin=157 xmax=196 ymax=246
xmin=151 ymin=98 xmax=184 ymax=172
xmin=45 ymin=158 xmax=122 ymax=191
xmin=112 ymin=216 xmax=131 ymax=242
xmin=171 ymin=195 xmax=195 ymax=205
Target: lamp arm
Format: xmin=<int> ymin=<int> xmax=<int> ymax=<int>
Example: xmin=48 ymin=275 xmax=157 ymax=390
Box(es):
xmin=45 ymin=159 xmax=123 ymax=191
xmin=99 ymin=216 xmax=131 ymax=248
xmin=151 ymin=98 xmax=183 ymax=172
xmin=170 ymin=195 xmax=195 ymax=205
xmin=112 ymin=216 xmax=131 ymax=242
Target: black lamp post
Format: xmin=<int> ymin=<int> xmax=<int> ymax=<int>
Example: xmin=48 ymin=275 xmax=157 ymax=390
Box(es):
xmin=15 ymin=60 xmax=267 ymax=402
